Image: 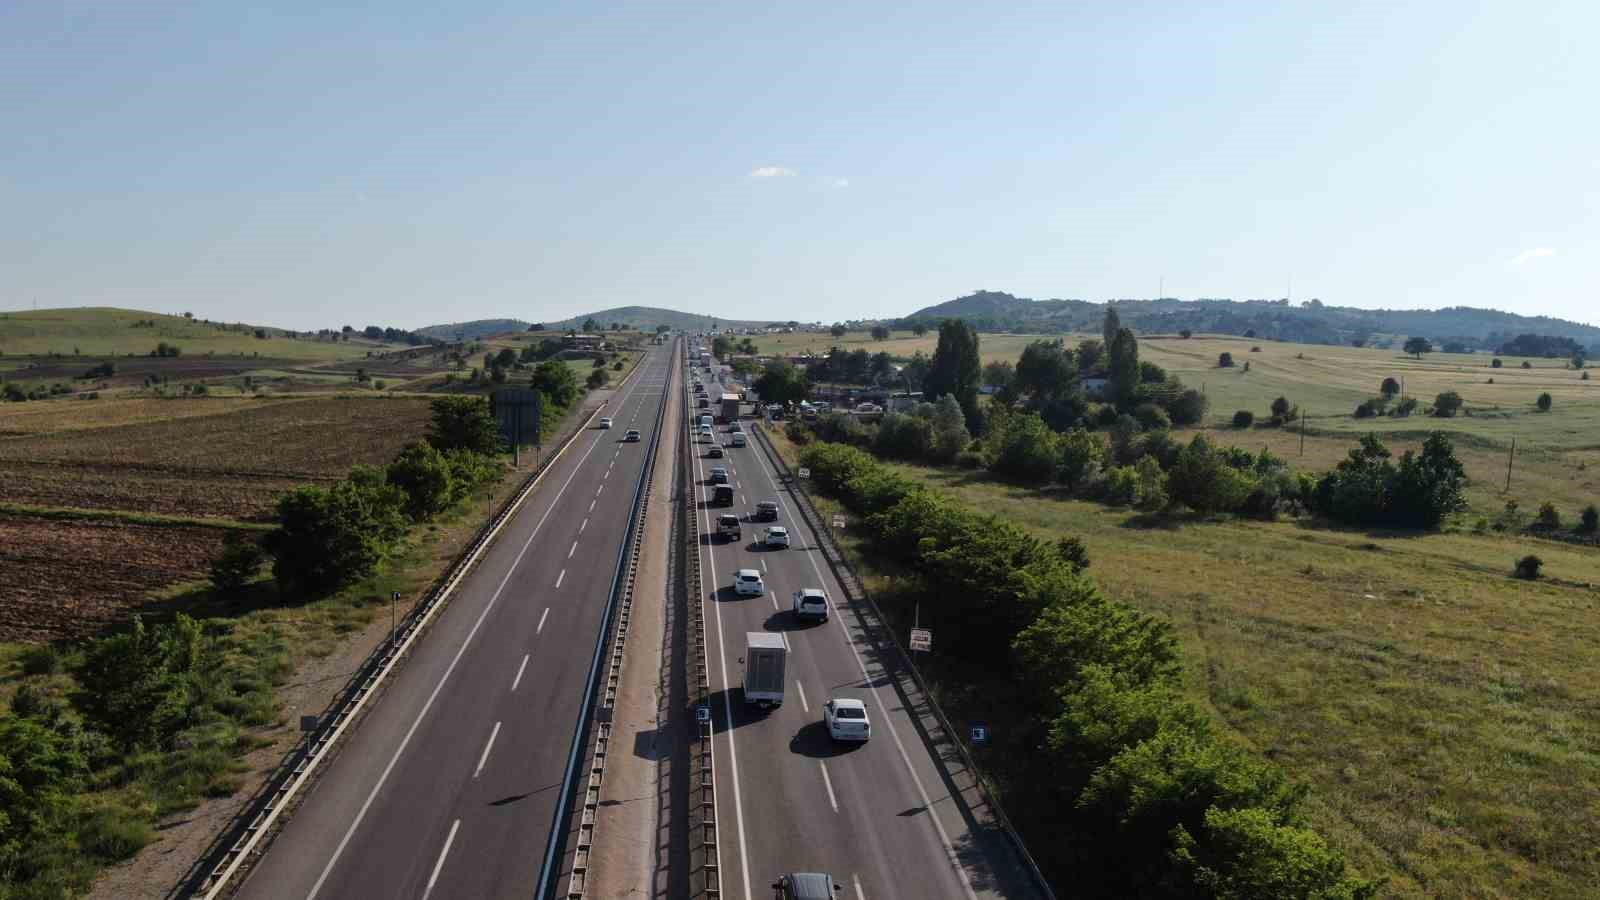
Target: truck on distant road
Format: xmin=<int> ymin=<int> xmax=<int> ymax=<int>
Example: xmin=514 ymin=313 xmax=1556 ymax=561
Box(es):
xmin=743 ymin=632 xmax=787 ymax=708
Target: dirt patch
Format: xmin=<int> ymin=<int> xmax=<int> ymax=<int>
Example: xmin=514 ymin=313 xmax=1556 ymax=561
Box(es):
xmin=0 ymin=514 xmax=226 ymax=643
xmin=2 ymin=461 xmax=308 ymax=521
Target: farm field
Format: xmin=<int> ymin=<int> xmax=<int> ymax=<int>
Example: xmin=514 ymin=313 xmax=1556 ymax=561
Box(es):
xmin=0 ymin=396 xmax=434 ymax=641
xmin=769 ymin=426 xmax=1600 ymax=899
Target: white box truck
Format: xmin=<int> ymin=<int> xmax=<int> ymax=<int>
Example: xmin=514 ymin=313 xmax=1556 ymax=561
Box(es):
xmin=743 ymin=632 xmax=787 ymax=708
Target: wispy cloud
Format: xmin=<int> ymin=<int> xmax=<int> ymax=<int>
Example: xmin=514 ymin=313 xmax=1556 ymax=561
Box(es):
xmin=1511 ymin=247 xmax=1556 ymax=265
xmin=823 ymin=176 xmax=849 ymax=188
xmin=748 ymin=166 xmax=796 ymax=178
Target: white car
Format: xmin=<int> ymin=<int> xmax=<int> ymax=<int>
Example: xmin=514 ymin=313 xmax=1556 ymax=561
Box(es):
xmin=699 ymin=424 xmax=714 ymax=441
xmin=792 ymin=588 xmax=828 ymax=622
xmin=624 ymin=429 xmax=641 ymax=442
xmin=823 ymin=698 xmax=870 ymax=742
xmin=734 ymin=569 xmax=765 ymax=596
xmin=764 ymin=526 xmax=790 ymax=549
xmin=598 ymin=416 xmax=613 ymax=429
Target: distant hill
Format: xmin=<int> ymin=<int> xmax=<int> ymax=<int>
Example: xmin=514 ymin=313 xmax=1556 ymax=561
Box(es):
xmin=422 ymin=307 xmax=775 ymax=338
xmin=903 ymin=291 xmax=1600 ymax=351
xmin=416 ymin=318 xmax=532 ymax=341
xmin=0 ymin=307 xmax=402 ymax=361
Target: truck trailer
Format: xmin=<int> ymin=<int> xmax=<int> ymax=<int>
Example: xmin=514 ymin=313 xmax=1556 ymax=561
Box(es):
xmin=743 ymin=632 xmax=787 ymax=708
xmin=720 ymin=392 xmax=741 ymax=424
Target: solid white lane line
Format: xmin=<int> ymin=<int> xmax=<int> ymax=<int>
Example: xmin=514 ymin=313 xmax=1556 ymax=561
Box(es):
xmin=796 ymin=681 xmax=810 ymax=713
xmin=569 ymin=541 xmax=578 ymax=559
xmin=555 ymin=569 xmax=566 ymax=588
xmin=421 ymin=819 xmax=460 ymax=900
xmin=538 ymin=607 xmax=550 ymax=634
xmin=473 ymin=721 xmax=502 ymax=779
xmin=854 ymin=874 xmax=866 ymax=900
xmin=580 ymin=518 xmax=588 ymax=533
xmin=751 ymin=429 xmax=980 ymax=900
xmin=819 ymin=761 xmax=839 ymax=812
xmin=302 ymin=369 xmax=649 ymax=900
xmin=511 ymin=654 xmax=529 ymax=692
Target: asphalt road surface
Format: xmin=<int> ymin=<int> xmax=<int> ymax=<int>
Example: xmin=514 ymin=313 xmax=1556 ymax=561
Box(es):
xmin=236 ymin=344 xmax=675 ymax=900
xmin=688 ymin=360 xmax=1036 ymax=900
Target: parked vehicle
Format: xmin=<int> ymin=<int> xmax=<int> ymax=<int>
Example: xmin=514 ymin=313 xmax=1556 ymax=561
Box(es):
xmin=743 ymin=632 xmax=786 ymax=708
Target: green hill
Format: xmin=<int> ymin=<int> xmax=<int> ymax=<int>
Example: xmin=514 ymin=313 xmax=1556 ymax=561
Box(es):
xmin=0 ymin=308 xmax=402 ymax=361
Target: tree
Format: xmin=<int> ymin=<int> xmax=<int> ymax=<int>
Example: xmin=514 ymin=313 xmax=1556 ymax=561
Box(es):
xmin=830 ymin=323 xmax=847 ymax=338
xmin=1232 ymin=410 xmax=1255 ymax=428
xmin=77 ymin=614 xmax=206 ymax=751
xmin=911 ymin=321 xmax=929 ymax=337
xmin=1432 ymin=391 xmax=1463 ymax=417
xmin=265 ymin=476 xmax=408 ymax=596
xmin=210 ymin=533 xmax=265 ymax=592
xmin=1387 ymin=432 xmax=1467 ymax=528
xmin=925 ymin=319 xmax=982 ymax=428
xmin=1270 ymin=396 xmax=1292 ymax=421
xmin=1536 ymin=392 xmax=1553 ymax=412
xmin=871 ymin=325 xmax=891 ymax=341
xmin=656 ymin=324 xmax=670 ymax=334
xmin=989 ymin=411 xmax=1059 ymax=483
xmin=530 ymin=359 xmax=579 ymax=409
xmin=1106 ymin=328 xmax=1140 ymax=409
xmin=870 ymin=351 xmax=894 ymax=381
xmin=427 ymin=396 xmax=502 ymax=454
xmin=753 ymin=360 xmax=808 ymax=405
xmin=1179 ymin=329 xmax=1192 ymax=339
xmin=1218 ymin=352 xmax=1235 ymax=368
xmin=1102 ymin=306 xmax=1122 ymax=348
xmin=1015 ymin=340 xmax=1076 ymax=400
xmin=929 ymin=394 xmax=971 ymax=462
xmin=875 ymin=412 xmax=934 ymax=460
xmin=1380 ymin=377 xmax=1400 ymax=398
xmin=1167 ymin=435 xmax=1256 ymax=514
xmin=900 ymin=352 xmax=931 ymax=392
xmin=583 ymin=318 xmax=599 ymax=332
xmin=386 ymin=441 xmax=456 ymax=520
xmin=1167 ymin=389 xmax=1208 ymax=426
xmin=1491 ymin=357 xmax=1503 ymax=368
xmin=1403 ymin=336 xmax=1433 ymax=359
xmin=1580 ymin=504 xmax=1598 ymax=533
xmin=982 ymin=360 xmax=1016 ymax=396
xmin=1515 ymin=555 xmax=1542 ymax=580
xmin=1057 ymin=428 xmax=1104 ymax=487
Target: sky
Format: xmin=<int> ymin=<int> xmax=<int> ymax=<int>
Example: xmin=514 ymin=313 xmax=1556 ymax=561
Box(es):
xmin=2 ymin=1 xmax=1596 ymax=330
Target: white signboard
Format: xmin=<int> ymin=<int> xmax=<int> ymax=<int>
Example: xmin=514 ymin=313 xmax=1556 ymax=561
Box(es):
xmin=909 ymin=628 xmax=933 ymax=652
xmin=797 ymin=467 xmax=811 ymax=479
xmin=831 ymin=515 xmax=846 ymax=529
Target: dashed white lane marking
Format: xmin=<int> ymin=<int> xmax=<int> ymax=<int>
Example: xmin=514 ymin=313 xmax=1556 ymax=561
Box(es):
xmin=473 ymin=721 xmax=502 ymax=779
xmin=510 ymin=654 xmax=529 ymax=692
xmin=589 ymin=499 xmax=597 ymax=513
xmin=580 ymin=518 xmax=588 ymax=533
xmin=537 ymin=607 xmax=550 ymax=634
xmin=796 ymin=681 xmax=810 ymax=713
xmin=596 ymin=484 xmax=603 ymax=496
xmin=568 ymin=541 xmax=578 ymax=559
xmin=819 ymin=761 xmax=839 ymax=813
xmin=420 ymin=819 xmax=460 ymax=900
xmin=854 ymin=874 xmax=866 ymax=900
xmin=555 ymin=569 xmax=566 ymax=589
xmin=759 ymin=558 xmax=767 ymax=573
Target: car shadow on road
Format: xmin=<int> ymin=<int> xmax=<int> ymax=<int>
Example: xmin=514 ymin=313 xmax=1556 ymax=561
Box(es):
xmin=762 ymin=611 xmax=823 ymax=632
xmin=787 ymin=721 xmax=865 ymax=759
xmin=698 ymin=687 xmax=777 ymax=735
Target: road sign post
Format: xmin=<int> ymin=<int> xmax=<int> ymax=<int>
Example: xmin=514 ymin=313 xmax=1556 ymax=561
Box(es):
xmin=909 ymin=627 xmax=933 ymax=652
xmin=797 ymin=467 xmax=810 ymax=479
xmin=390 ymin=591 xmax=401 ymax=647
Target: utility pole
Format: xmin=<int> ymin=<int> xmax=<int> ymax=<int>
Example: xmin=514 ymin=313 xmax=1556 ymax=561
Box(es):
xmin=390 ymin=591 xmax=401 ymax=647
xmin=1506 ymin=438 xmax=1515 ymax=492
xmin=1299 ymin=408 xmax=1306 ymax=457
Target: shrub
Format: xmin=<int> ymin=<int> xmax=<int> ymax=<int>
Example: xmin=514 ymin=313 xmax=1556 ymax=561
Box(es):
xmin=1353 ymin=398 xmax=1384 ymax=419
xmin=1103 ymin=466 xmax=1139 ymax=505
xmin=1313 ymin=432 xmax=1465 ymax=530
xmin=1514 ymin=555 xmax=1542 ymax=580
xmin=1133 ymin=402 xmax=1170 ymax=431
xmin=784 ymin=420 xmax=811 ymax=445
xmin=1231 ymin=410 xmax=1254 ymax=429
xmin=427 ymin=396 xmax=502 ymax=454
xmin=264 ymin=475 xmax=408 ymax=596
xmin=209 ymin=533 xmax=265 ymax=593
xmin=989 ymin=412 xmax=1060 ymax=484
xmin=1167 ymin=435 xmax=1257 ymax=514
xmin=1585 ymin=371 xmax=1592 ymax=381
xmin=1218 ymin=352 xmax=1234 ymax=368
xmin=530 ymin=359 xmax=579 ymax=407
xmin=1057 ymin=428 xmax=1105 ymax=487
xmin=1534 ymin=501 xmax=1561 ymax=530
xmin=875 ymin=412 xmax=934 ymax=460
xmin=1577 ymin=504 xmax=1600 ymax=533
xmin=1242 ymin=361 xmax=1251 ymax=372
xmin=1393 ymin=396 xmax=1418 ymax=417
xmin=1269 ymin=396 xmax=1292 ymax=422
xmin=1432 ymin=391 xmax=1463 ymax=417
xmin=812 ymin=411 xmax=866 ymax=445
xmin=1522 ymin=360 xmax=1532 ymax=369
xmin=1380 ymin=377 xmax=1400 ymax=398
xmin=18 ymin=642 xmax=62 ymax=676
xmin=1167 ymin=388 xmax=1208 ymax=426
xmin=77 ymin=614 xmax=206 ymax=750
xmin=387 ymin=442 xmax=456 ymax=520
xmin=585 ymin=368 xmax=609 ymax=388
xmin=1536 ymin=392 xmax=1552 ymax=412
xmin=955 ymin=448 xmax=985 ymax=469
xmin=1491 ymin=357 xmax=1503 ymax=368
xmin=612 ymin=360 xmax=624 ymax=370
xmin=1250 ymin=345 xmax=1261 ymax=353
xmin=1133 ymin=456 xmax=1168 ymax=511
xmin=1179 ymin=329 xmax=1192 ymax=338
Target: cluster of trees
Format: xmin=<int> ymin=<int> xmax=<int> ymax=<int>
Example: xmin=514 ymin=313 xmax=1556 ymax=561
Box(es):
xmin=150 ymin=342 xmax=182 ymax=358
xmin=796 ymin=442 xmax=1375 ymax=897
xmin=263 ymin=397 xmax=501 ymax=595
xmin=806 ymin=347 xmax=896 ymax=385
xmin=870 ymin=396 xmax=970 ymax=463
xmin=1499 ymin=333 xmax=1583 ymax=359
xmin=1310 ymin=433 xmax=1467 ymax=529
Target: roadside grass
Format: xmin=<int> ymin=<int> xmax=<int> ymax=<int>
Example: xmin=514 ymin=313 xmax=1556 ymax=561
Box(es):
xmin=772 ymin=421 xmax=1600 ymax=899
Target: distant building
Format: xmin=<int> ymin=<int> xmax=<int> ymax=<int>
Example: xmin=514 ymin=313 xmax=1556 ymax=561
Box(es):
xmin=1081 ymin=377 xmax=1109 ymax=398
xmin=564 ymin=333 xmax=604 ymax=349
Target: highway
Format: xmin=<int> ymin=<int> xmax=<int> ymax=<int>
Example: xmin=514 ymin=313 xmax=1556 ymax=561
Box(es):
xmin=687 ymin=358 xmax=1038 ymax=899
xmin=236 ymin=342 xmax=676 ymax=900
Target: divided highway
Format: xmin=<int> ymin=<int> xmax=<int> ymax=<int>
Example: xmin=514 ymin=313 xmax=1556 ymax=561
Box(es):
xmin=236 ymin=344 xmax=675 ymax=900
xmin=688 ymin=360 xmax=1038 ymax=899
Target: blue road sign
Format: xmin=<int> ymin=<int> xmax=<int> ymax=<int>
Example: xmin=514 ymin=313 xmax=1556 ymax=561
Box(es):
xmin=970 ymin=723 xmax=990 ymax=745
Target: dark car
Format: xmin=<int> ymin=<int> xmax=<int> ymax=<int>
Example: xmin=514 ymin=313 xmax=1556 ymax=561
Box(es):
xmin=772 ymin=873 xmax=839 ymax=900
xmin=707 ymin=445 xmax=724 ymax=458
xmin=753 ymin=500 xmax=779 ymax=522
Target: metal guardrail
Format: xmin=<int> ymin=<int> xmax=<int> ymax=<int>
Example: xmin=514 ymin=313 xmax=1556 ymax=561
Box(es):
xmin=683 ymin=346 xmax=720 ymax=899
xmin=750 ymin=425 xmax=1057 ymax=900
xmin=562 ymin=344 xmax=674 ymax=899
xmin=197 ymin=370 xmax=642 ymax=900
